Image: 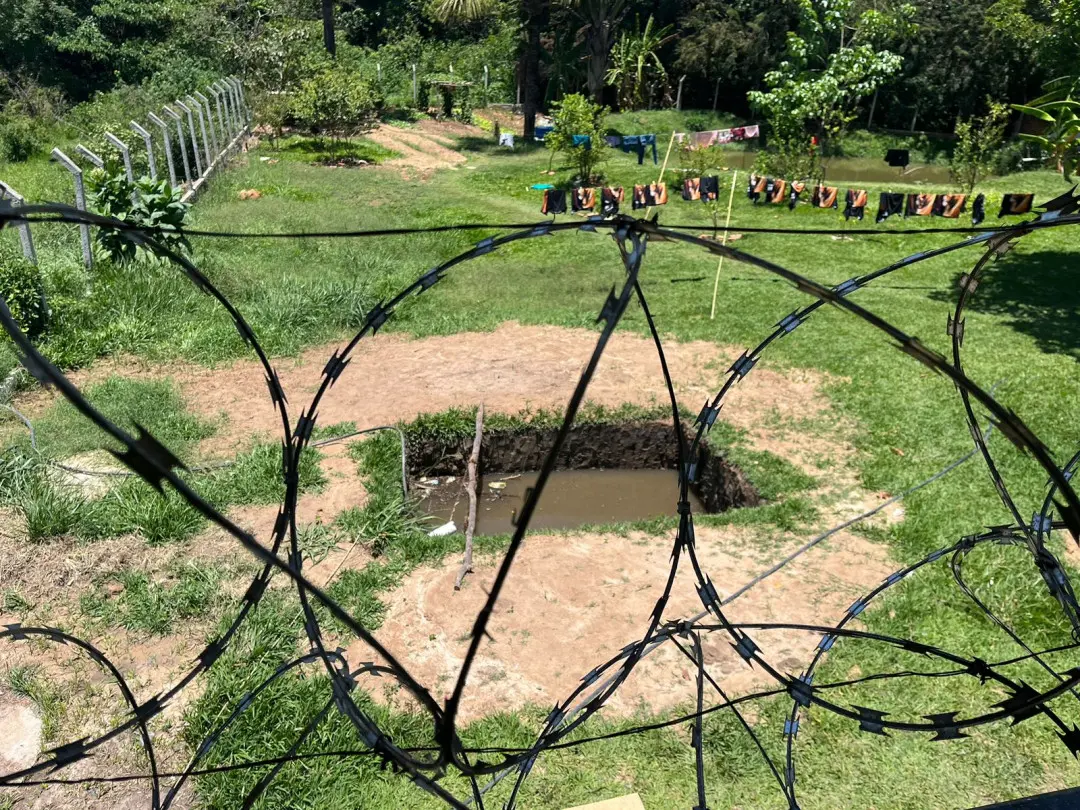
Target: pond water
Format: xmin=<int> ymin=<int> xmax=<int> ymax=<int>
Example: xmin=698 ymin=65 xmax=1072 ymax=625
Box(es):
xmin=418 ymin=469 xmax=705 ymax=535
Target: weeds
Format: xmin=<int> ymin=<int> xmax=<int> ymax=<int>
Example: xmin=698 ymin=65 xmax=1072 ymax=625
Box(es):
xmin=80 ymin=562 xmax=223 ymax=634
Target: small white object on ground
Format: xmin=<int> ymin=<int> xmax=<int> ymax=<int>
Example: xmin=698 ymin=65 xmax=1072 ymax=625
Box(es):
xmin=488 ymin=481 xmax=507 ymax=490
xmin=428 ymin=521 xmax=456 ymax=537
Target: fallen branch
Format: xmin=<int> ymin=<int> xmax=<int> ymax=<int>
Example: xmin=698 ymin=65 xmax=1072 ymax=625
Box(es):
xmin=455 ymin=403 xmax=484 ymax=590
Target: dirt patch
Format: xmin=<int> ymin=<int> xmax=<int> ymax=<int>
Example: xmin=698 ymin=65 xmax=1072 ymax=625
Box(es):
xmin=353 ymin=524 xmax=893 ymax=721
xmin=409 ymin=420 xmax=760 ymax=514
xmin=20 ymin=323 xmax=837 ymax=471
xmin=365 ymin=122 xmax=473 ymax=174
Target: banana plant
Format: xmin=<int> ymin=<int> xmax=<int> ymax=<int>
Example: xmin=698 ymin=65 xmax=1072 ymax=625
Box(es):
xmin=1013 ymin=75 xmax=1080 ymax=180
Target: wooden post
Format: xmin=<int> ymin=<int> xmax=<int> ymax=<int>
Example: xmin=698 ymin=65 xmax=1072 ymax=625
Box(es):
xmin=709 ymin=171 xmax=738 ymax=321
xmin=455 ymin=404 xmax=484 ymax=590
xmin=412 ymin=64 xmax=418 ymax=106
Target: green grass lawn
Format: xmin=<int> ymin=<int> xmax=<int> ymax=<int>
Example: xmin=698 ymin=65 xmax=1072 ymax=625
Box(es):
xmin=2 ymin=121 xmax=1080 ymax=809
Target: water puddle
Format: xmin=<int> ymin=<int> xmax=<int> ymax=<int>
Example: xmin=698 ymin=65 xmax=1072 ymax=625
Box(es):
xmin=418 ymin=469 xmax=704 ymax=535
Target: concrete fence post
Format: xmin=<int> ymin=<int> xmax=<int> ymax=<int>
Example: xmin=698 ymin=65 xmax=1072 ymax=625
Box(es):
xmin=104 ymin=132 xmax=137 ymax=204
xmin=130 ymin=121 xmax=157 ymax=181
xmin=50 ymin=148 xmax=93 ymax=268
xmin=227 ymin=79 xmax=244 ymax=130
xmin=75 ymin=144 xmax=104 ymax=169
xmin=187 ymin=96 xmax=213 ymax=170
xmin=194 ymin=91 xmax=218 ymax=157
xmin=213 ymin=82 xmax=235 ymax=140
xmin=0 ymin=182 xmax=38 ymax=264
xmin=147 ymin=112 xmax=177 ymax=188
xmin=209 ymin=85 xmax=227 ymax=146
xmin=234 ymin=78 xmax=250 ymax=124
xmin=162 ymin=106 xmax=193 ymax=184
xmin=174 ymin=100 xmax=203 ymax=178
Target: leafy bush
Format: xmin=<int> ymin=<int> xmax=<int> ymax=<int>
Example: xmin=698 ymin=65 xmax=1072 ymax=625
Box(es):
xmin=290 ymin=68 xmax=380 ymax=157
xmin=950 ymin=99 xmax=1011 ymax=192
xmin=546 ymin=93 xmax=609 ymax=183
xmin=88 ymin=169 xmax=190 ymax=264
xmin=0 ymin=115 xmax=44 ymax=162
xmin=0 ymin=247 xmax=48 ymax=338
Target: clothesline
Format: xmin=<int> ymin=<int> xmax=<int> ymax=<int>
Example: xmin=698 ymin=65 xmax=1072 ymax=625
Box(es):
xmin=674 ymin=124 xmax=760 ymax=148
xmin=747 ymin=173 xmax=1036 ymax=225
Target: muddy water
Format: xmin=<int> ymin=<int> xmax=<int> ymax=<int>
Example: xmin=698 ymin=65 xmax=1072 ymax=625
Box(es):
xmin=718 ymin=151 xmax=954 ymax=185
xmin=418 ymin=469 xmax=704 ymax=535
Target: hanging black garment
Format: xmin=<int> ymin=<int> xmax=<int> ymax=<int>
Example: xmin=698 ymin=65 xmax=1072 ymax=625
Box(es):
xmin=700 ymin=175 xmax=720 ymax=201
xmin=541 ymin=189 xmax=566 ymax=215
xmin=601 ymin=187 xmax=623 ymax=216
xmin=843 ymin=189 xmax=868 ymax=221
xmin=972 ymin=194 xmax=986 ymax=226
xmin=875 ymin=192 xmax=904 ymax=223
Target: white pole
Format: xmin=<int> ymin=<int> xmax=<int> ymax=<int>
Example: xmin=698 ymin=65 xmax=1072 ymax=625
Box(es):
xmin=148 ymin=112 xmax=177 ymax=187
xmin=130 ymin=121 xmax=157 ymax=181
xmin=709 ymin=171 xmax=738 ymax=321
xmin=51 ymin=148 xmax=94 ymax=267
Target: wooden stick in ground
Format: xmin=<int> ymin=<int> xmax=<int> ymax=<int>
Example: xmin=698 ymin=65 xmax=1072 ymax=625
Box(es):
xmin=709 ymin=170 xmax=738 ymax=321
xmin=455 ymin=403 xmax=484 ymax=590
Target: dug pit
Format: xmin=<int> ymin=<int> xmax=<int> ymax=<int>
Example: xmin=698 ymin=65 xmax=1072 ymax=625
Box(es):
xmin=410 ymin=420 xmax=761 ymax=534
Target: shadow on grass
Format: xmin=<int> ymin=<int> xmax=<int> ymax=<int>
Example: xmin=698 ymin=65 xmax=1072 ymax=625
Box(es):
xmin=929 ymin=249 xmax=1080 ymax=360
xmin=455 ymin=135 xmax=546 ymax=155
xmin=272 ymin=135 xmax=398 ymax=164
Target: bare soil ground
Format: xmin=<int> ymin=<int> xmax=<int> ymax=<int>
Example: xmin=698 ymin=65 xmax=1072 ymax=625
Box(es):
xmin=364 ymin=120 xmax=480 ymax=179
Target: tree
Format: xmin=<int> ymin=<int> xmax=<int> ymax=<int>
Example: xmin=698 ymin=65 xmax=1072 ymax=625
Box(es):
xmin=1014 ymin=77 xmax=1080 ymax=179
xmin=571 ymin=0 xmax=626 ymax=103
xmin=950 ymin=99 xmax=1010 ymax=192
xmin=605 ymin=15 xmax=676 ymax=110
xmin=674 ymin=0 xmax=800 ymax=111
xmin=545 ymin=92 xmax=608 ymax=181
xmin=747 ymin=0 xmax=909 ymax=177
xmin=321 ymin=0 xmax=336 ymax=56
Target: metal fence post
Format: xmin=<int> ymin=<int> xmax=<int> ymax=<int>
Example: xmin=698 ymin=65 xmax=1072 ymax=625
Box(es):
xmin=194 ymin=91 xmax=218 ymax=157
xmin=163 ymin=106 xmax=192 ymax=183
xmin=147 ymin=112 xmax=177 ymax=188
xmin=187 ymin=96 xmax=213 ymax=169
xmin=50 ymin=148 xmax=93 ymax=268
xmin=0 ymin=182 xmax=38 ymax=264
xmin=130 ymin=121 xmax=157 ymax=181
xmin=175 ymin=100 xmax=203 ymax=178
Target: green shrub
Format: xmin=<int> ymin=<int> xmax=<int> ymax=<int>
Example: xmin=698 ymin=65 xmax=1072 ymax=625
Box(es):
xmin=87 ymin=169 xmax=190 ymax=264
xmin=290 ymin=68 xmax=380 ymax=158
xmin=546 ymin=93 xmax=609 ymax=183
xmin=0 ymin=115 xmax=44 ymax=162
xmin=950 ymin=99 xmax=1011 ymax=192
xmin=0 ymin=248 xmax=48 ymax=338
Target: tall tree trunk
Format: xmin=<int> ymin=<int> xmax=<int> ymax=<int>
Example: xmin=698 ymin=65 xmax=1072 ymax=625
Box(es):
xmin=586 ymin=21 xmax=609 ymax=102
xmin=322 ymin=0 xmax=336 ymax=57
xmin=521 ymin=0 xmax=547 ymax=139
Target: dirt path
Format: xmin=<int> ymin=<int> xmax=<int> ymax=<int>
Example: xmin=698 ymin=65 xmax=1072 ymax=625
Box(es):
xmin=365 ymin=120 xmax=480 ymax=178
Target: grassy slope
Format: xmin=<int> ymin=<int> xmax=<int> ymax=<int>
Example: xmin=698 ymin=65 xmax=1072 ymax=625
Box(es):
xmin=3 ymin=118 xmax=1080 ymax=808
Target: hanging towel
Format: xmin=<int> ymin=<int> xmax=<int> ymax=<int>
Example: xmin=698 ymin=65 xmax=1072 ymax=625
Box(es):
xmin=747 ymin=174 xmax=767 ymax=203
xmin=788 ymin=181 xmax=806 ymax=211
xmin=646 ymin=181 xmax=668 ymax=206
xmin=604 ymin=135 xmax=621 ymax=148
xmin=844 ymin=189 xmax=868 ymax=221
xmin=906 ymin=193 xmax=936 ymax=217
xmin=682 ymin=177 xmax=701 ymax=201
xmin=999 ymin=193 xmax=1034 ymax=217
xmin=700 ymin=176 xmax=720 ymax=202
xmin=875 ymin=192 xmax=904 ymax=223
xmin=541 ymin=189 xmax=567 ymax=215
xmin=766 ymin=178 xmax=788 ymax=205
xmin=937 ymin=194 xmax=967 ymax=219
xmin=498 ymin=132 xmax=515 ymax=148
xmin=534 ymin=125 xmax=554 ymax=142
xmin=571 ymin=187 xmax=596 ymax=212
xmin=972 ymin=194 xmax=986 ymax=226
xmin=571 ymin=135 xmax=592 ymax=150
xmin=632 ymin=185 xmax=648 ymax=210
xmin=812 ymin=186 xmax=839 ymax=209
xmin=602 ymin=187 xmax=623 ymax=216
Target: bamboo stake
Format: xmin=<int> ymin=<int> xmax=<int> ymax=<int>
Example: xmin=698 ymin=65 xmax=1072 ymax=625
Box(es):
xmin=455 ymin=404 xmax=484 ymax=590
xmin=709 ymin=170 xmax=738 ymax=321
xmin=644 ymin=130 xmax=677 ymax=218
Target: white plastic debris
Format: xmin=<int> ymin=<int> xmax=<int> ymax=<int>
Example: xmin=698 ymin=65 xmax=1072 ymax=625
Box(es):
xmin=427 ymin=521 xmax=456 ymax=537
xmin=488 ymin=481 xmax=507 ymax=491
